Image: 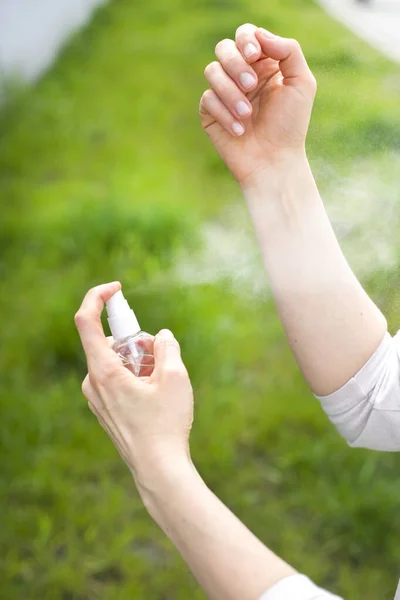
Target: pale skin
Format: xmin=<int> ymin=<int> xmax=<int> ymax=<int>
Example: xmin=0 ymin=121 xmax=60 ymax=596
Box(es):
xmin=74 ymin=23 xmax=384 ymax=599
xmin=75 ymin=282 xmax=296 ymax=600
xmin=200 ymin=24 xmax=387 ymax=396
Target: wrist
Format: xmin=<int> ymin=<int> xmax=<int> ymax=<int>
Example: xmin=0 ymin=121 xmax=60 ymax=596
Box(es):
xmin=240 ymin=150 xmax=311 ymax=196
xmin=240 ymin=152 xmax=322 ymax=233
xmin=132 ymin=445 xmax=199 ymax=508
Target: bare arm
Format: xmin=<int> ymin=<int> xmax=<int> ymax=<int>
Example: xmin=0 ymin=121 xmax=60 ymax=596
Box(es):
xmin=241 ymin=156 xmax=387 ymax=396
xmin=200 ymin=24 xmax=387 ymax=397
xmin=74 ymin=282 xmax=341 ymax=600
xmin=136 ymin=456 xmax=295 ymax=600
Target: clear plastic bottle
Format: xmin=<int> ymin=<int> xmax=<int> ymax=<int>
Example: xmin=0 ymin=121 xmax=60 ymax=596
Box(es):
xmin=106 ymin=290 xmax=154 ymax=377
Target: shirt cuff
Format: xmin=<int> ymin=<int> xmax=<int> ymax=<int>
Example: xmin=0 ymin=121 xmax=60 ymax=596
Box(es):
xmin=315 ymin=332 xmax=393 ymax=412
xmin=259 ymin=574 xmax=344 ymax=600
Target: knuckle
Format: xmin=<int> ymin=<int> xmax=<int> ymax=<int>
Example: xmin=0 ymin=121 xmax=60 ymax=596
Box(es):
xmin=95 ymin=373 xmax=107 ymax=388
xmin=164 ymin=364 xmax=187 ymax=380
xmin=201 ymin=89 xmax=213 ymax=102
xmin=289 ymin=38 xmax=301 ymax=51
xmin=204 ymin=61 xmax=219 ymax=79
xmin=199 ymin=88 xmax=216 ymax=121
xmin=215 ymin=38 xmax=231 ymax=55
xmin=199 ymin=90 xmax=212 ymax=117
xmin=88 ymin=284 xmax=102 ymax=295
xmin=83 ymin=285 xmax=99 ymax=302
xmin=159 ymin=338 xmax=180 ymax=352
xmin=303 ymin=74 xmax=317 ymax=93
xmin=74 ymin=309 xmax=86 ymax=328
xmin=222 ymin=54 xmax=237 ymax=72
xmin=96 ymin=364 xmax=120 ymax=387
xmin=236 ymin=23 xmax=253 ymax=37
xmin=309 ymin=74 xmax=317 ymax=90
xmin=199 ymin=96 xmax=204 ymax=113
xmin=81 ymin=376 xmax=91 ymax=398
xmin=74 ymin=307 xmax=94 ymax=329
xmin=106 ymin=335 xmax=115 ymax=348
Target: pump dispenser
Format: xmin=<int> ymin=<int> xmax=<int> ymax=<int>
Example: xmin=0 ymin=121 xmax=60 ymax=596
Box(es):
xmin=106 ymin=290 xmax=154 ymax=377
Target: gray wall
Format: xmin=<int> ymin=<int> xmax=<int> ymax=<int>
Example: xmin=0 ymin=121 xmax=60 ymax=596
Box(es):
xmin=0 ymin=0 xmax=108 ymax=85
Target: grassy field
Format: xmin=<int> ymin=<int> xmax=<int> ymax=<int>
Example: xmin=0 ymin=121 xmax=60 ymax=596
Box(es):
xmin=1 ymin=0 xmax=400 ymax=598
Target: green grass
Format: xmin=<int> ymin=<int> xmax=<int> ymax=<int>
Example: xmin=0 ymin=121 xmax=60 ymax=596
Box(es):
xmin=1 ymin=0 xmax=400 ymax=598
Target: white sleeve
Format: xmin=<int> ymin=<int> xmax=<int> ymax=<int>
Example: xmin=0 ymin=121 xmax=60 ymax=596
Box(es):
xmin=315 ymin=331 xmax=400 ymax=451
xmin=259 ymin=574 xmax=344 ymax=600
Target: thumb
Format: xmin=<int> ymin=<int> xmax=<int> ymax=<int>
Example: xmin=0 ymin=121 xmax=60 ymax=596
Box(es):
xmin=152 ymin=329 xmax=185 ymax=379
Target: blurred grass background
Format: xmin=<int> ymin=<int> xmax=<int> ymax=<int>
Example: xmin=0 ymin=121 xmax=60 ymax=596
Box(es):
xmin=1 ymin=0 xmax=400 ymax=598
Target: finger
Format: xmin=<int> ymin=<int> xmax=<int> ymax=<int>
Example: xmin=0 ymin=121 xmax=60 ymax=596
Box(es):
xmin=135 ymin=335 xmax=154 ymax=356
xmin=83 ymin=374 xmax=129 ymax=452
xmin=215 ymin=38 xmax=258 ymax=92
xmin=135 ymin=335 xmax=155 ymax=378
xmin=255 ymin=29 xmax=313 ymax=82
xmin=151 ymin=329 xmax=187 ymax=380
xmin=75 ymin=282 xmax=122 ymax=373
xmin=106 ymin=336 xmax=115 ymax=349
xmin=82 ymin=373 xmax=99 ymax=405
xmin=138 ymin=355 xmax=154 ymax=378
xmin=200 ymin=89 xmax=245 ymax=137
xmin=235 ymin=23 xmax=262 ymax=63
xmin=204 ymin=61 xmax=252 ymax=121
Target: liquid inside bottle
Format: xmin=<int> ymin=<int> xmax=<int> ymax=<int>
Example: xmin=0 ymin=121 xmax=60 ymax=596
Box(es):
xmin=113 ymin=331 xmax=154 ymax=377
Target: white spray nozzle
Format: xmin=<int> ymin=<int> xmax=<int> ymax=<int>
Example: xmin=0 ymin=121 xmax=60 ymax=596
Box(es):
xmin=106 ymin=290 xmax=140 ymax=341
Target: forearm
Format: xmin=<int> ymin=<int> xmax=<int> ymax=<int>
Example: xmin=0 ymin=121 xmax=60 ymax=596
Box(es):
xmin=134 ymin=455 xmax=295 ymax=600
xmin=242 ymin=155 xmax=387 ymax=396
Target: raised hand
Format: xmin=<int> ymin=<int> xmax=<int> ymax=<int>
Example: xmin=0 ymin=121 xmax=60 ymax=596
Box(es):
xmin=200 ymin=24 xmax=317 ymax=185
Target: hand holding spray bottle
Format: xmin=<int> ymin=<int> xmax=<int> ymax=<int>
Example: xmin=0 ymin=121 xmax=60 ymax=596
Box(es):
xmin=106 ymin=290 xmax=154 ymax=377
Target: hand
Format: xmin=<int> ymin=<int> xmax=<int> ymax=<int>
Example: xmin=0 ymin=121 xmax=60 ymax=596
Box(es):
xmin=199 ymin=24 xmax=317 ymax=186
xmin=74 ymin=282 xmax=194 ymax=481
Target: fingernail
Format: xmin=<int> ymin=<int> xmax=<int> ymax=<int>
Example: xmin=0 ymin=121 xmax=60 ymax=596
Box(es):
xmin=235 ymin=101 xmax=250 ymax=117
xmin=239 ymin=72 xmax=256 ymax=89
xmin=259 ymin=28 xmax=276 ymax=39
xmin=244 ymin=43 xmax=258 ymax=58
xmin=232 ymin=121 xmax=245 ymax=136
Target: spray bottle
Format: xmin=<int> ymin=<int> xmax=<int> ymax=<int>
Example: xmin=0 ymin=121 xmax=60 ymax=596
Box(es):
xmin=106 ymin=290 xmax=154 ymax=377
